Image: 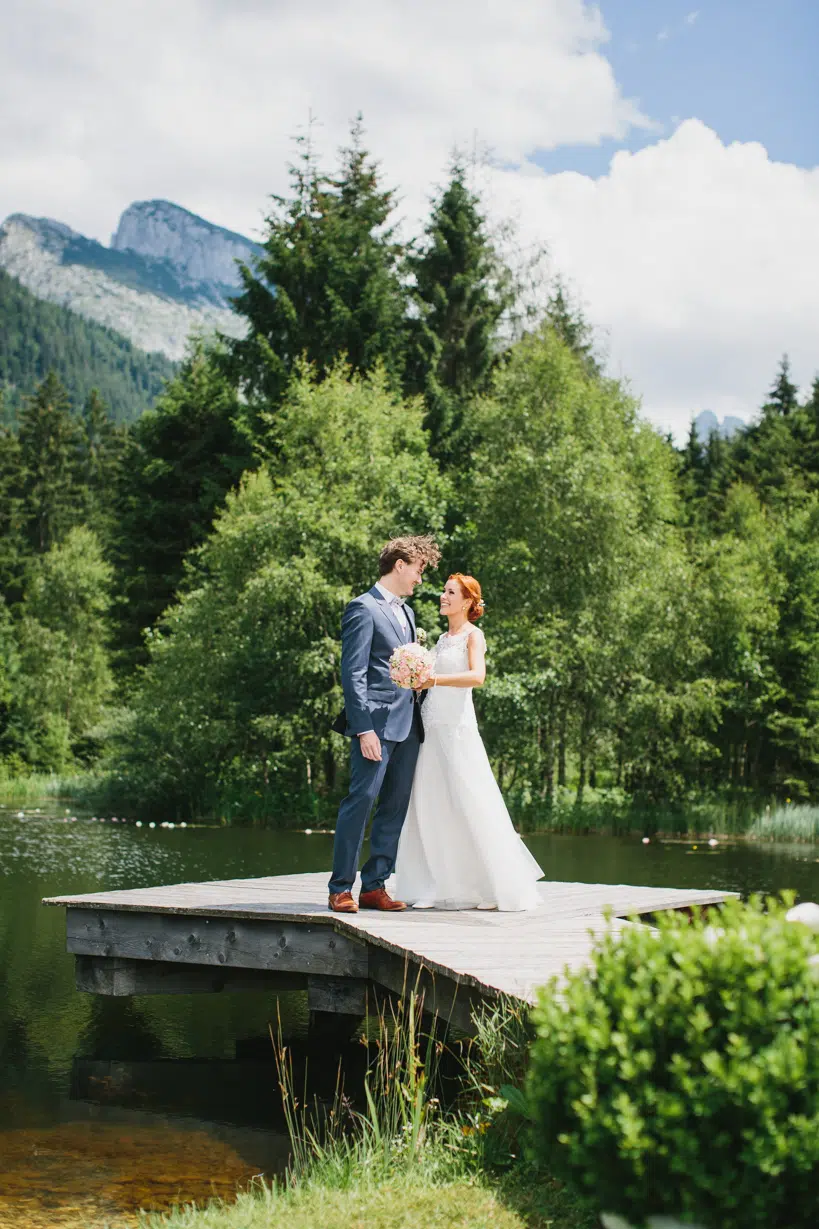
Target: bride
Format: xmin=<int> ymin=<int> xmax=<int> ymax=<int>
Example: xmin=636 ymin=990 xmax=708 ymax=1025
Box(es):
xmin=390 ymin=574 xmax=544 ymax=912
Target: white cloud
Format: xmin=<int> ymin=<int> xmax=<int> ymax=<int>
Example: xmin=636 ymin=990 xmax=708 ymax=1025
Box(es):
xmin=486 ymin=120 xmax=819 ymax=438
xmin=685 ymin=11 xmax=700 ymax=26
xmin=0 ymin=0 xmax=647 ymax=243
xmin=0 ymin=2 xmax=817 ymax=440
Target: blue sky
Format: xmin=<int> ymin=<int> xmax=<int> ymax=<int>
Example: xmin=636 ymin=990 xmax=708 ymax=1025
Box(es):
xmin=536 ymin=1 xmax=819 ymax=175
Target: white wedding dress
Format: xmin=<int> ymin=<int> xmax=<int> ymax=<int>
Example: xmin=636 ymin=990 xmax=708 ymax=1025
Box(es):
xmin=390 ymin=627 xmax=544 ymax=911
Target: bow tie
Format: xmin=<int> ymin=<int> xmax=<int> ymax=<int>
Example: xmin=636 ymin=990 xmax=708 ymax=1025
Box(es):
xmin=390 ymin=595 xmax=406 ymax=607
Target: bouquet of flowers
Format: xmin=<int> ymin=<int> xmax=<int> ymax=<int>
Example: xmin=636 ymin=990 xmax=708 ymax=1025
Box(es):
xmin=389 ymin=641 xmax=434 ymax=689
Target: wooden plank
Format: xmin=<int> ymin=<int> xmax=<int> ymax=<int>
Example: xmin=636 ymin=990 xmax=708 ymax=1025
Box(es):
xmin=367 ymin=946 xmax=487 ymax=1035
xmin=66 ymin=909 xmax=368 ymax=977
xmin=45 ymin=871 xmax=740 ymax=1016
xmin=75 ymin=955 xmax=306 ymax=996
xmin=44 ymin=873 xmax=735 ymax=917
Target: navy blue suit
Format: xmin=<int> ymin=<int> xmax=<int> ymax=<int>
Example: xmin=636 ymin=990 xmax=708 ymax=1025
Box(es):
xmin=328 ymin=586 xmax=422 ymax=896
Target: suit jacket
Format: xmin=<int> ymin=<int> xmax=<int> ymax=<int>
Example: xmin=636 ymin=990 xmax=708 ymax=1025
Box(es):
xmin=332 ymin=586 xmax=423 ymax=743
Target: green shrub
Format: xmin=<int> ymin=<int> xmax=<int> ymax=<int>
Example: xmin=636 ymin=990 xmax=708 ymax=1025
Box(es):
xmin=527 ymin=897 xmax=819 ymax=1229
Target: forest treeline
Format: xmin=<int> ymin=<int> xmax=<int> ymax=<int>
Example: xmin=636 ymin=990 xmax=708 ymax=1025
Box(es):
xmin=0 ymin=269 xmax=176 ymax=424
xmin=1 ymin=122 xmax=818 ymax=823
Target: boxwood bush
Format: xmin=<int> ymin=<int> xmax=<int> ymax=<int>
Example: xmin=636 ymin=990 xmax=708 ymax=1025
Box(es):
xmin=527 ymin=897 xmax=819 ymax=1229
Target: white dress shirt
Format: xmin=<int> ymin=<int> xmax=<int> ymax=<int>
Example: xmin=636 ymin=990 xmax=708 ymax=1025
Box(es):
xmin=374 ymin=580 xmax=409 ymax=636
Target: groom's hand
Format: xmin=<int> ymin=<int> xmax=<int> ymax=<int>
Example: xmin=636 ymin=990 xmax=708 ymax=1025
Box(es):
xmin=359 ymin=731 xmax=382 ymax=762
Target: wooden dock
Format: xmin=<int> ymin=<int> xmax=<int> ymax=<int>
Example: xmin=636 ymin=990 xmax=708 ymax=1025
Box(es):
xmin=44 ymin=874 xmax=737 ymax=1033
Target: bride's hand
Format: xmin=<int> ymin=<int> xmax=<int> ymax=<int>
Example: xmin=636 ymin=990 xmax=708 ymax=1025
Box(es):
xmin=414 ymin=675 xmax=436 ymax=692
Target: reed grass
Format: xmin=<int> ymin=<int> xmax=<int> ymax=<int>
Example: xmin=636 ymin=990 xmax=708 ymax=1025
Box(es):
xmin=748 ymin=802 xmax=819 ymax=843
xmin=0 ymin=770 xmax=100 ymax=805
xmin=512 ymin=785 xmax=764 ymax=838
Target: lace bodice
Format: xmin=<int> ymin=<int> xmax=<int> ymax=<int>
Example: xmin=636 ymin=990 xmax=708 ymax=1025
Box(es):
xmin=422 ymin=628 xmax=483 ymax=730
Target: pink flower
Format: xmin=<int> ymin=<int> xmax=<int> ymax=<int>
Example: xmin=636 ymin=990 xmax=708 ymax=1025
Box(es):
xmin=390 ymin=642 xmax=434 ymax=688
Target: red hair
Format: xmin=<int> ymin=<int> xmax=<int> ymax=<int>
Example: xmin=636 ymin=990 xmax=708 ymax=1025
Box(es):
xmin=449 ymin=574 xmax=485 ymax=623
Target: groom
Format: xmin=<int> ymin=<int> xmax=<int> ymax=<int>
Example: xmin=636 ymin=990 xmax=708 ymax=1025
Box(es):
xmin=328 ymin=535 xmax=441 ymax=913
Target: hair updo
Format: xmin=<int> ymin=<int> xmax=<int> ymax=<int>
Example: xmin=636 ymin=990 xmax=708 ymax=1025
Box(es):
xmin=449 ymin=573 xmax=485 ymax=623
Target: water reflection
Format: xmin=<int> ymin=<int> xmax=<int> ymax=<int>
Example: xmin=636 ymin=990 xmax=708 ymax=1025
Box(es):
xmin=1 ymin=803 xmax=818 ymax=1224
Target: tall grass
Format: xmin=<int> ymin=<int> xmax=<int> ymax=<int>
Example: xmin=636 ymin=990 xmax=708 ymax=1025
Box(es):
xmin=269 ymin=985 xmax=544 ymax=1186
xmin=0 ymin=770 xmax=101 ymax=805
xmin=271 ymin=990 xmax=469 ymax=1187
xmin=512 ymin=785 xmax=765 ymax=838
xmin=748 ymin=803 xmax=819 ymax=843
xmin=146 ymin=988 xmax=595 ymax=1229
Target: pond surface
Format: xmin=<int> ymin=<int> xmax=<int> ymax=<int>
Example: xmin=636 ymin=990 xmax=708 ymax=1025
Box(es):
xmin=2 ymin=803 xmax=819 ymax=1225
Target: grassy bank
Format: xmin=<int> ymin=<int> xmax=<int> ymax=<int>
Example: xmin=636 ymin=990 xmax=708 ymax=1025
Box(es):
xmin=144 ymin=995 xmax=595 ymax=1229
xmin=4 ymin=769 xmax=816 ymax=845
xmin=146 ymin=1168 xmax=595 ymax=1229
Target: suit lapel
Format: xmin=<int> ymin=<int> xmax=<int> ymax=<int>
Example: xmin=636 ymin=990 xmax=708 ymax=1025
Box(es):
xmin=369 ymin=586 xmax=406 ymax=643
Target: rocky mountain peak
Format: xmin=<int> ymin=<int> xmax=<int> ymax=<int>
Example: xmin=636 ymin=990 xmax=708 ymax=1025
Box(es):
xmin=0 ymin=201 xmax=251 ymax=361
xmin=2 ymin=213 xmax=82 ymax=256
xmin=111 ymin=200 xmax=261 ymax=291
xmin=693 ymin=410 xmax=746 ymax=442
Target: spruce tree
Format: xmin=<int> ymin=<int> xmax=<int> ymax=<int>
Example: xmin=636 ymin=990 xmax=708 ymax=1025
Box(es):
xmin=679 ymin=419 xmax=706 ymax=512
xmin=80 ymin=389 xmax=128 ymax=543
xmin=765 ymin=354 xmax=799 ymax=417
xmin=325 ymin=118 xmax=407 ymax=388
xmin=0 ymin=425 xmax=24 ymax=601
xmin=405 ymin=162 xmax=511 ymax=460
xmin=226 ymin=118 xmax=407 ymax=414
xmin=544 ymin=279 xmax=599 ymax=375
xmin=805 ymin=375 xmax=819 ymax=424
xmin=116 ymin=342 xmax=253 ymax=661
xmin=17 ymin=372 xmax=83 ymax=553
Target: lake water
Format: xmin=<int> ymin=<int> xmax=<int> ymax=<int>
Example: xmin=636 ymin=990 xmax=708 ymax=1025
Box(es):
xmin=2 ymin=802 xmax=819 ymax=1226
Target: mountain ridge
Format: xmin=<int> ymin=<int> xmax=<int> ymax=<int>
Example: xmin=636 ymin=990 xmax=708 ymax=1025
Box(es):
xmin=0 ymin=201 xmax=260 ymax=360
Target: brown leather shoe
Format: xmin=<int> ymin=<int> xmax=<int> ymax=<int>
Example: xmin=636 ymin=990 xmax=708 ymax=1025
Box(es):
xmin=359 ymin=887 xmax=407 ymax=911
xmin=328 ymin=891 xmax=359 ymax=913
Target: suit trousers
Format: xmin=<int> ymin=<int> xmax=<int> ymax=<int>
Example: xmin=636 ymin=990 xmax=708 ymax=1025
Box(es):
xmin=328 ymin=722 xmax=421 ymax=895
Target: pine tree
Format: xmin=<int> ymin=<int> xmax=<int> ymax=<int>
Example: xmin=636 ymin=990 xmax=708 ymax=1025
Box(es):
xmin=325 ymin=117 xmax=407 ymax=388
xmin=0 ymin=425 xmax=24 ymax=601
xmin=765 ymin=354 xmax=799 ymax=417
xmin=405 ymin=162 xmax=512 ymax=460
xmin=679 ymin=419 xmax=706 ymax=511
xmin=80 ymin=389 xmax=128 ymax=543
xmin=17 ymin=372 xmax=83 ymax=553
xmin=544 ymin=279 xmax=599 ymax=375
xmin=226 ymin=117 xmax=407 ymax=414
xmin=116 ymin=342 xmax=253 ymax=661
xmin=805 ymin=375 xmax=819 ymax=424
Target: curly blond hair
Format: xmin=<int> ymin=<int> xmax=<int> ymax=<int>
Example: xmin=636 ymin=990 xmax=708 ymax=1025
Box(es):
xmin=378 ymin=535 xmax=441 ymax=576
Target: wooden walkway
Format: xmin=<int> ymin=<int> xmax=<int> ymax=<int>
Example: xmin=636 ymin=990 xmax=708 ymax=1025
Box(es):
xmin=44 ymin=874 xmax=737 ymax=1033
